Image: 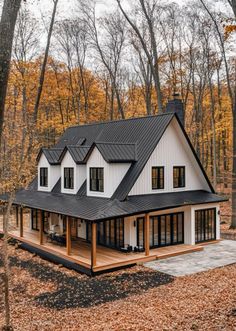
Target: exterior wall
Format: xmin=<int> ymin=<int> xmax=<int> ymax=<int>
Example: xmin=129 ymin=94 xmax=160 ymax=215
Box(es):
xmin=124 ymin=205 xmax=192 ymax=248
xmin=77 ymin=219 xmax=87 ymax=239
xmin=61 ymin=151 xmax=86 ymax=194
xmin=38 ymin=154 xmax=60 ymax=192
xmin=129 ymin=117 xmax=211 ymax=196
xmin=86 ymin=147 xmax=131 ymax=198
xmin=123 ymin=203 xmax=220 ymax=248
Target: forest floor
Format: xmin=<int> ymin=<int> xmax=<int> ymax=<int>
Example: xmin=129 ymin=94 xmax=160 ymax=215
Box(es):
xmin=0 ymin=241 xmax=236 ymax=331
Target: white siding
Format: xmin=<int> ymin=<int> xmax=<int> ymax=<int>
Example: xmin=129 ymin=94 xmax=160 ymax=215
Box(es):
xmin=86 ymin=147 xmax=131 ymax=198
xmin=129 ymin=117 xmax=211 ymax=196
xmin=77 ymin=220 xmax=87 ymax=239
xmin=61 ymin=151 xmax=86 ymax=194
xmin=38 ymin=154 xmax=60 ymax=192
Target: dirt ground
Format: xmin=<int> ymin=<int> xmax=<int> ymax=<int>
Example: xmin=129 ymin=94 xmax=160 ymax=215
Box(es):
xmin=0 ymin=241 xmax=236 ymax=331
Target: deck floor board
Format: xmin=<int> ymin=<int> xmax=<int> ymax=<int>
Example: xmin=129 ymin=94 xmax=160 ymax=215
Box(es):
xmin=0 ymin=221 xmax=203 ymax=272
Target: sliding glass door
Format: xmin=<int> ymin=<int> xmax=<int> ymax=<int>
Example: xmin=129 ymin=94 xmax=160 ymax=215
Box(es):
xmin=195 ymin=208 xmax=216 ymax=243
xmin=87 ymin=218 xmax=124 ymax=249
xmin=137 ymin=212 xmax=184 ymax=248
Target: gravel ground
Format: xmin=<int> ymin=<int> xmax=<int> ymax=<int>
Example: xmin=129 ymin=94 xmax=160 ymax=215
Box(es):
xmin=0 ymin=241 xmax=236 ymax=331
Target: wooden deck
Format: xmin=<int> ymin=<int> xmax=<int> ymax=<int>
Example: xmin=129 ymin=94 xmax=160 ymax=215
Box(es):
xmin=0 ymin=220 xmax=204 ymax=274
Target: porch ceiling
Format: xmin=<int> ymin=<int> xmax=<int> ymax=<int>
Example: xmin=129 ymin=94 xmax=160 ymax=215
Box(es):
xmin=0 ymin=189 xmax=227 ymax=221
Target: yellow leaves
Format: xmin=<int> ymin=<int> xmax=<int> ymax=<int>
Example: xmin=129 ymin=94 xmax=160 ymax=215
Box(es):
xmin=224 ymin=24 xmax=236 ymax=40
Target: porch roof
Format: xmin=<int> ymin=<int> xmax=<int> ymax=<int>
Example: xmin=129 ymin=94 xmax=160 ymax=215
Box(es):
xmin=1 ymin=189 xmax=227 ymax=221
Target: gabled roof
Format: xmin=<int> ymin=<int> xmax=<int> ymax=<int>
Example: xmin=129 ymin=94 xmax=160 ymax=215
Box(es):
xmin=94 ymin=142 xmax=137 ymax=163
xmin=55 ymin=113 xmax=175 ymax=200
xmin=35 ymin=112 xmax=214 ymax=201
xmin=36 ymin=148 xmax=63 ymax=165
xmin=59 ymin=145 xmax=91 ymax=164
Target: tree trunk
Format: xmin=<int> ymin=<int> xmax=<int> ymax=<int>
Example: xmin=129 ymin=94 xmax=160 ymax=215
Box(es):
xmin=33 ymin=0 xmax=59 ymax=123
xmin=2 ymin=192 xmax=14 ymax=331
xmin=0 ymin=0 xmax=22 ymax=149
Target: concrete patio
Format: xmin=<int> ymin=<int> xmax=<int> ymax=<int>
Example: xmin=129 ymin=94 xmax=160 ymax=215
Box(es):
xmin=144 ymin=240 xmax=236 ymax=276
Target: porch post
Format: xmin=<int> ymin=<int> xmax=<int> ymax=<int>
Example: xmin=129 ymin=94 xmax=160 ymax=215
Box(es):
xmin=144 ymin=213 xmax=150 ymax=256
xmin=20 ymin=207 xmax=23 ymax=237
xmin=16 ymin=206 xmax=19 ymax=227
xmin=91 ymin=222 xmax=97 ymax=268
xmin=66 ymin=216 xmax=71 ymax=255
xmin=39 ymin=210 xmax=44 ymax=245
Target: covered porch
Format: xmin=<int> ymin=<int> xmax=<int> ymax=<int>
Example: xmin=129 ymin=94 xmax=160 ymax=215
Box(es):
xmin=0 ymin=206 xmax=203 ymax=274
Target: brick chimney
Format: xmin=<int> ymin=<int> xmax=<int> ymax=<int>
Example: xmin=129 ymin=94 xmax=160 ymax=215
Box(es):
xmin=166 ymin=93 xmax=185 ymax=127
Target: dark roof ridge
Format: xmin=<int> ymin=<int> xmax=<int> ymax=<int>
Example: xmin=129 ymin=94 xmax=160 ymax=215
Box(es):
xmin=65 ymin=112 xmax=175 ymax=130
xmin=95 ymin=141 xmax=136 ymax=146
xmin=67 ymin=145 xmax=91 ymax=149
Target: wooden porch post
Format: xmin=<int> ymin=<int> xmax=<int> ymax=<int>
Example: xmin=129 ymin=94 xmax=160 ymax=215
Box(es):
xmin=144 ymin=213 xmax=150 ymax=256
xmin=66 ymin=216 xmax=71 ymax=255
xmin=20 ymin=207 xmax=23 ymax=237
xmin=91 ymin=222 xmax=97 ymax=268
xmin=39 ymin=210 xmax=44 ymax=245
xmin=16 ymin=206 xmax=19 ymax=227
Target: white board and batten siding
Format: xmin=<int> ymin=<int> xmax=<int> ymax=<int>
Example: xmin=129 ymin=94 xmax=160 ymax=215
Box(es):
xmin=129 ymin=117 xmax=211 ymax=196
xmin=61 ymin=151 xmax=86 ymax=194
xmin=38 ymin=154 xmax=60 ymax=192
xmin=86 ymin=147 xmax=131 ymax=198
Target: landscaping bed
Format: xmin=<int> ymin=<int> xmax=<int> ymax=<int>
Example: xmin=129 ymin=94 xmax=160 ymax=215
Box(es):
xmin=0 ymin=241 xmax=236 ymax=331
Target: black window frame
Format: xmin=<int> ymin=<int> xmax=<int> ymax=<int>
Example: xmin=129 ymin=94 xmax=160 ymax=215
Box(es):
xmin=136 ymin=212 xmax=184 ymax=249
xmin=173 ymin=166 xmax=185 ymax=188
xmin=90 ymin=167 xmax=104 ymax=192
xmin=40 ymin=167 xmax=48 ymax=187
xmin=86 ymin=218 xmax=124 ymax=249
xmin=64 ymin=167 xmax=74 ymax=189
xmin=152 ymin=166 xmax=164 ymax=189
xmin=195 ymin=208 xmax=216 ymax=243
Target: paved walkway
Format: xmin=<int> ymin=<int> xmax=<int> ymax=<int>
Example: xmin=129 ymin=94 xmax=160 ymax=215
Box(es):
xmin=144 ymin=240 xmax=236 ymax=276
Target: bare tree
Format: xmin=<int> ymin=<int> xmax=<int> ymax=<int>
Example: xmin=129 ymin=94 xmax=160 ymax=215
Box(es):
xmin=200 ymin=0 xmax=236 ymax=227
xmin=33 ymin=0 xmax=59 ymax=123
xmin=116 ymin=0 xmax=163 ymax=113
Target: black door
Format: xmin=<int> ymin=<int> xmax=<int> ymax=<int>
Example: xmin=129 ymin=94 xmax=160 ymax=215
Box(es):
xmin=195 ymin=208 xmax=216 ymax=243
xmin=137 ymin=212 xmax=184 ymax=248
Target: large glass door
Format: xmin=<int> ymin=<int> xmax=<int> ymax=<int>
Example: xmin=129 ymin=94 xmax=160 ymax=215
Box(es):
xmin=87 ymin=218 xmax=124 ymax=249
xmin=195 ymin=208 xmax=216 ymax=243
xmin=137 ymin=212 xmax=184 ymax=248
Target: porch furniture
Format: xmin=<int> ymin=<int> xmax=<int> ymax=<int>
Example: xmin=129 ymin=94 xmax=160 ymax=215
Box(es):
xmin=134 ymin=246 xmax=145 ymax=253
xmin=47 ymin=232 xmax=66 ymax=246
xmin=120 ymin=244 xmax=133 ymax=253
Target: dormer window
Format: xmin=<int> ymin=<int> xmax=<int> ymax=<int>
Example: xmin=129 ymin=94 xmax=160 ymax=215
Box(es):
xmin=64 ymin=168 xmax=74 ymax=189
xmin=40 ymin=168 xmax=48 ymax=187
xmin=173 ymin=166 xmax=185 ymax=188
xmin=90 ymin=168 xmax=104 ymax=192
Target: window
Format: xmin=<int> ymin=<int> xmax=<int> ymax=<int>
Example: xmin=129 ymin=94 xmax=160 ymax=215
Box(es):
xmin=40 ymin=168 xmax=48 ymax=187
xmin=152 ymin=167 xmax=164 ymax=189
xmin=173 ymin=166 xmax=185 ymax=188
xmin=195 ymin=208 xmax=216 ymax=243
xmin=64 ymin=168 xmax=74 ymax=189
xmin=87 ymin=218 xmax=124 ymax=249
xmin=31 ymin=209 xmax=39 ymax=231
xmin=90 ymin=168 xmax=104 ymax=192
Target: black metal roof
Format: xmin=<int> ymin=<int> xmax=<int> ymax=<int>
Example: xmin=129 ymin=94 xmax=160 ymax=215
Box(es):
xmin=36 ymin=148 xmax=63 ymax=165
xmin=59 ymin=145 xmax=91 ymax=164
xmin=7 ymin=189 xmax=227 ymax=222
xmin=35 ymin=112 xmax=214 ymax=200
xmin=54 ymin=113 xmax=176 ymax=200
xmin=94 ymin=142 xmax=137 ymax=163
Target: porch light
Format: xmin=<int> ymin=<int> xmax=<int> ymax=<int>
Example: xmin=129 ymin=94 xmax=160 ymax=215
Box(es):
xmin=133 ymin=221 xmax=136 ymax=227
